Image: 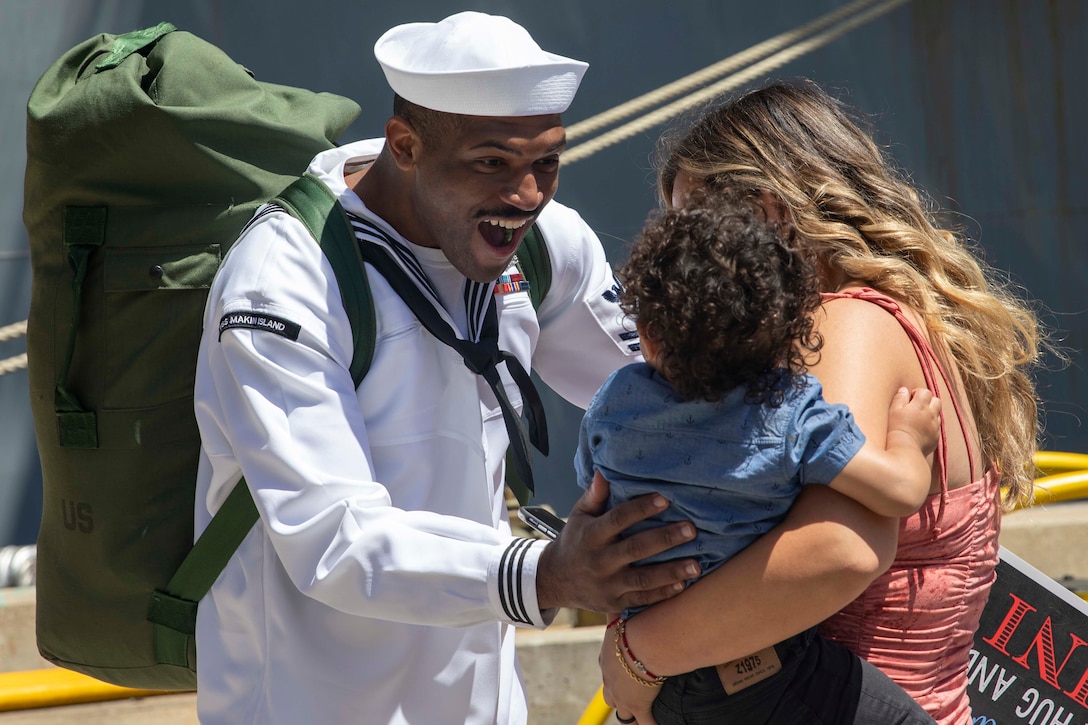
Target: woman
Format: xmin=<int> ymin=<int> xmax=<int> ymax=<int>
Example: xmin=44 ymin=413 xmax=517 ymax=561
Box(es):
xmin=599 ymin=79 xmax=1043 ymax=725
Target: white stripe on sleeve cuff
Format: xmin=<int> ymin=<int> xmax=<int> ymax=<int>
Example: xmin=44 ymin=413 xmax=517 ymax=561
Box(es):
xmin=490 ymin=538 xmax=556 ymax=629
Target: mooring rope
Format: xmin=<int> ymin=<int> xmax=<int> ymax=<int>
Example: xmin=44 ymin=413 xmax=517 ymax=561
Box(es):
xmin=0 ymin=321 xmax=27 ymax=376
xmin=562 ymin=0 xmax=910 ymax=165
xmin=561 ymin=0 xmax=909 ymax=163
xmin=0 ymin=320 xmax=26 ymax=344
xmin=565 ymin=0 xmax=888 ymax=143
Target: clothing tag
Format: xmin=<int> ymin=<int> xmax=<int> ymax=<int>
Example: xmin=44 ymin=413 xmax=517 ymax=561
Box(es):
xmin=218 ymin=311 xmax=301 ymax=341
xmin=715 ymin=645 xmax=782 ymax=694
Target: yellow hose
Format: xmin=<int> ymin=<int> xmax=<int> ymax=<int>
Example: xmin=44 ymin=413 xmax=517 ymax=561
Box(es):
xmin=0 ymin=668 xmax=176 ymax=712
xmin=1033 ymin=450 xmax=1088 ymax=478
xmin=1015 ymin=469 xmax=1088 ymax=510
xmin=577 ymin=685 xmax=614 ymax=725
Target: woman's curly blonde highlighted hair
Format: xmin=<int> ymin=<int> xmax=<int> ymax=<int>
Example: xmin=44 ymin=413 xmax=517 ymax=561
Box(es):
xmin=659 ymin=79 xmax=1044 ymax=508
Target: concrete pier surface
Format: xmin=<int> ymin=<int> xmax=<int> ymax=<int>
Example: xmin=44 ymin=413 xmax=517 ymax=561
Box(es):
xmin=0 ymin=588 xmax=603 ymax=724
xmin=2 ymin=500 xmax=1086 ymax=724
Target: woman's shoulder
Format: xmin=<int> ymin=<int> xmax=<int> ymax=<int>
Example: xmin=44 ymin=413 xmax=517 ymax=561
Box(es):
xmin=811 ymin=287 xmax=929 ymax=400
xmin=817 ymin=287 xmax=923 ymax=351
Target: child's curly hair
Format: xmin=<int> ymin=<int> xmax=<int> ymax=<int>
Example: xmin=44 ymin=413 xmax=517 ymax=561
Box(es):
xmin=619 ymin=190 xmax=823 ymax=405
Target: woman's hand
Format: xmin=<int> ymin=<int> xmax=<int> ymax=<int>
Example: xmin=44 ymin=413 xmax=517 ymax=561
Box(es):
xmin=600 ymin=619 xmax=663 ymax=725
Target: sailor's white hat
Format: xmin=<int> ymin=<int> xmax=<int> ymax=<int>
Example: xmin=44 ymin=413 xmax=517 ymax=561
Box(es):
xmin=374 ymin=11 xmax=588 ymax=117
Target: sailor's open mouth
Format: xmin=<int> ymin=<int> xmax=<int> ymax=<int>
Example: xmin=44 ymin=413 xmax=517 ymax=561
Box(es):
xmin=479 ymin=217 xmax=530 ymax=248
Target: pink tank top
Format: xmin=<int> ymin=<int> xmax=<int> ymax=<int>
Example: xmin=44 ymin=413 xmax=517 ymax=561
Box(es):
xmin=816 ymin=289 xmax=1001 ymax=725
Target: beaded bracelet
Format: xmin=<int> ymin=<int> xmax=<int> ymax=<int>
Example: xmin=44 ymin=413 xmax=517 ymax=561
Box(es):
xmin=613 ymin=618 xmax=667 ymax=686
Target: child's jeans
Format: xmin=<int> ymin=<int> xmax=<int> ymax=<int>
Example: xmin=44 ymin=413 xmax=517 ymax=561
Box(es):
xmin=650 ymin=627 xmax=935 ymax=724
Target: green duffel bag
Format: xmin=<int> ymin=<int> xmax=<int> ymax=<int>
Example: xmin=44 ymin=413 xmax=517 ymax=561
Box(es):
xmin=23 ymin=22 xmax=366 ymax=690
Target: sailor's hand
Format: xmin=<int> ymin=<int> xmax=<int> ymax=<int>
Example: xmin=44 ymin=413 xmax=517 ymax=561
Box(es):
xmin=536 ymin=472 xmax=697 ymax=612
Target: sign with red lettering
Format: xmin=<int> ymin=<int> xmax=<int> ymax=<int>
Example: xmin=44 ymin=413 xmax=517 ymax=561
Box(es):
xmin=969 ymin=547 xmax=1088 ymax=725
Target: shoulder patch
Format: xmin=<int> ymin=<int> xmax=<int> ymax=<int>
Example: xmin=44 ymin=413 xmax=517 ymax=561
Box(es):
xmin=586 ymin=272 xmax=641 ymax=356
xmin=218 ymin=311 xmax=301 ymax=341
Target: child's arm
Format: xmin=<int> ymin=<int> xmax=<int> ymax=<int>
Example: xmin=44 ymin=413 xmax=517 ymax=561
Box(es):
xmin=828 ymin=387 xmax=940 ymax=517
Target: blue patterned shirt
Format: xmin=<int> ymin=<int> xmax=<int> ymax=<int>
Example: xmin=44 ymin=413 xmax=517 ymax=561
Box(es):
xmin=575 ymin=363 xmax=865 ymax=614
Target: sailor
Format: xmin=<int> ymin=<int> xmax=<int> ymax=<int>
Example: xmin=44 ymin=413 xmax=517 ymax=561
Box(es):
xmin=193 ymin=11 xmax=698 ymax=724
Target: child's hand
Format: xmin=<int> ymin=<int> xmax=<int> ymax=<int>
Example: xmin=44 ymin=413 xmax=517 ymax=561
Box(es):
xmin=888 ymin=387 xmax=941 ymax=456
xmin=831 ymin=387 xmax=940 ymax=516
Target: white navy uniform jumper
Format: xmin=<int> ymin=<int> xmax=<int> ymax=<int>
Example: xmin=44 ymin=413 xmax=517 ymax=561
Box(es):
xmin=193 ymin=139 xmax=640 ymax=724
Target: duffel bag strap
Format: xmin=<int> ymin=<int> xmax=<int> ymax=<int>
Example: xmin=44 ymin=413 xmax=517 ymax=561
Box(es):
xmin=147 ymin=172 xmax=373 ymax=669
